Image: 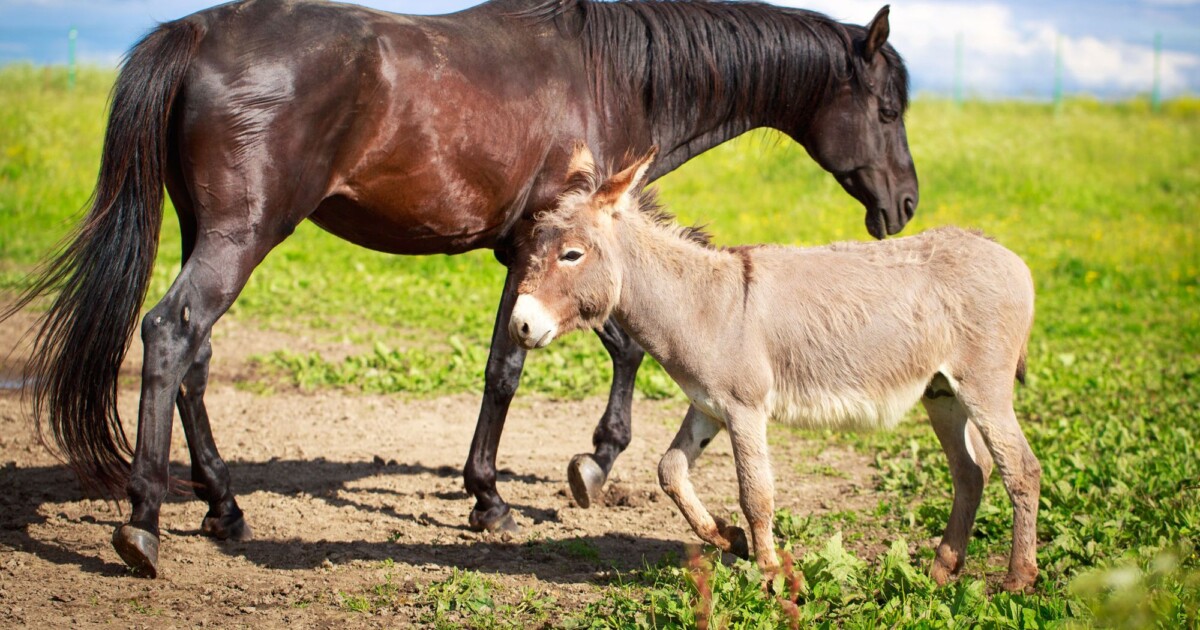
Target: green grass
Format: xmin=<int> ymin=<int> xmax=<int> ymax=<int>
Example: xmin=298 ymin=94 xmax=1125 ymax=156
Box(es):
xmin=2 ymin=65 xmax=1199 ymax=626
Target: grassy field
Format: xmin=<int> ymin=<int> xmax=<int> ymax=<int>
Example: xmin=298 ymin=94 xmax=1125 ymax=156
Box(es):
xmin=2 ymin=65 xmax=1198 ymax=627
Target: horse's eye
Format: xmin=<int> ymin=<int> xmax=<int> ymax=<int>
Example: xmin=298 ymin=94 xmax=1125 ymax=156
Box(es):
xmin=560 ymin=249 xmax=585 ymax=263
xmin=879 ymin=108 xmax=899 ymax=123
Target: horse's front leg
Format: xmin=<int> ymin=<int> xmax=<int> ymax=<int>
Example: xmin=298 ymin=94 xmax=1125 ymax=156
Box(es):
xmin=567 ymin=318 xmax=644 ymax=508
xmin=464 ymin=268 xmax=526 ymax=533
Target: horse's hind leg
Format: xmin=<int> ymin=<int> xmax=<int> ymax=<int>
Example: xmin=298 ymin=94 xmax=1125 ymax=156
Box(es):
xmin=962 ymin=385 xmax=1041 ymax=593
xmin=166 ymin=179 xmax=250 ymax=543
xmin=176 ymin=333 xmax=251 ymax=542
xmin=113 ymin=208 xmax=306 ymax=577
xmin=657 ymin=406 xmax=748 ymax=557
xmin=923 ymin=388 xmax=994 ymax=585
xmin=567 ymin=318 xmax=644 ymax=508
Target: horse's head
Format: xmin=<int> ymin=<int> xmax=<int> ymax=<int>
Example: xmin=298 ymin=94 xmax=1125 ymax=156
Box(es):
xmin=509 ymin=144 xmax=646 ymax=350
xmin=798 ymin=6 xmax=918 ymax=240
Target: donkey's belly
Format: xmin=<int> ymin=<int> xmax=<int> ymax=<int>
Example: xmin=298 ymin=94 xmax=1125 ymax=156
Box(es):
xmin=768 ymin=379 xmax=928 ymax=431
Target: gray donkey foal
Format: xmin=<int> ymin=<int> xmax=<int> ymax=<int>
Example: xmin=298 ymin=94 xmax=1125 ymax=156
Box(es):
xmin=508 ymin=146 xmax=1040 ymax=592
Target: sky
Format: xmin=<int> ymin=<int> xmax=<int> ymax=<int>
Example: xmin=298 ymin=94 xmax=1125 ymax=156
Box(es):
xmin=1 ymin=0 xmax=1197 ymax=99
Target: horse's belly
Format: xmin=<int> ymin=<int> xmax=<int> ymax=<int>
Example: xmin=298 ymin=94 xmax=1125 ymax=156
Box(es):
xmin=308 ymin=193 xmax=509 ymax=255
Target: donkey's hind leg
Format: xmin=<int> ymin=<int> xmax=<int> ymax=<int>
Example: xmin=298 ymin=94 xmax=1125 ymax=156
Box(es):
xmin=176 ymin=333 xmax=251 ymax=542
xmin=963 ymin=389 xmax=1041 ymax=593
xmin=567 ymin=318 xmax=644 ymax=508
xmin=657 ymin=406 xmax=748 ymax=557
xmin=923 ymin=388 xmax=994 ymax=585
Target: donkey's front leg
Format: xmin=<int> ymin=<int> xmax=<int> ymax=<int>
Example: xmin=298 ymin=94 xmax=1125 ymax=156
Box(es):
xmin=567 ymin=318 xmax=644 ymax=508
xmin=725 ymin=405 xmax=780 ymax=574
xmin=657 ymin=406 xmax=748 ymax=557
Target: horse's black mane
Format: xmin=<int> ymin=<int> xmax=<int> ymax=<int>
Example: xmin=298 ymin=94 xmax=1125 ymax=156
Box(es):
xmin=515 ymin=0 xmax=909 ymax=137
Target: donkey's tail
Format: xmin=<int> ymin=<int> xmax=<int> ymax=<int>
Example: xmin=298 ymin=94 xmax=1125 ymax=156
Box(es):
xmin=0 ymin=19 xmax=205 ymax=498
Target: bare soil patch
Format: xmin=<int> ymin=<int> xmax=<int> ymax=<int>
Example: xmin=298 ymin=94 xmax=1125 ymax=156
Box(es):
xmin=0 ymin=313 xmax=880 ymax=627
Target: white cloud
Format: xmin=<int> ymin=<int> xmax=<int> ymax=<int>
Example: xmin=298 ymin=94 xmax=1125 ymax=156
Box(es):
xmin=780 ymin=0 xmax=1200 ymax=97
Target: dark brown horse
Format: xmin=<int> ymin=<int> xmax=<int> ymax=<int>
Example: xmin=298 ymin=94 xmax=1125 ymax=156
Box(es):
xmin=4 ymin=0 xmax=916 ymax=577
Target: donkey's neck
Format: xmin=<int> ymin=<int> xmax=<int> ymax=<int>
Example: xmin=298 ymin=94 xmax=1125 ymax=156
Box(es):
xmin=583 ymin=1 xmax=847 ymax=176
xmin=610 ymin=216 xmax=746 ymax=375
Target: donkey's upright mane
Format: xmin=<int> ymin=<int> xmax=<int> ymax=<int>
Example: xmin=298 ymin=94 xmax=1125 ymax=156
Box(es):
xmin=519 ymin=0 xmax=910 ymax=138
xmin=548 ymin=164 xmax=714 ymax=247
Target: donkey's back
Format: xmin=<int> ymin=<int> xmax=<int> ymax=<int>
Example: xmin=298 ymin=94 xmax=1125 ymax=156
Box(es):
xmin=747 ymin=227 xmax=1034 ymax=431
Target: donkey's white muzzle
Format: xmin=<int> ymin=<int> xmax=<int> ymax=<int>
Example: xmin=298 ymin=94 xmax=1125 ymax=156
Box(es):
xmin=509 ymin=294 xmax=558 ymax=349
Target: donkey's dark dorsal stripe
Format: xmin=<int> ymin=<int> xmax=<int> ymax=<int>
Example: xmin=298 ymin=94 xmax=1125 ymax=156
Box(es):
xmin=3 ymin=0 xmax=917 ymax=576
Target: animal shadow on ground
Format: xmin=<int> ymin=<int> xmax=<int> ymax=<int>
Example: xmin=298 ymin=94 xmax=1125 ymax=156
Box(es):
xmin=0 ymin=458 xmax=682 ymax=583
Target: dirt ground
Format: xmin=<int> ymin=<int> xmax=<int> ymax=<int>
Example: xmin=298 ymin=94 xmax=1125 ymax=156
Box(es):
xmin=0 ymin=309 xmax=880 ymax=627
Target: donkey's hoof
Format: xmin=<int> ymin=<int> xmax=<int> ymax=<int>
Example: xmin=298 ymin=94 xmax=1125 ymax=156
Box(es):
xmin=201 ymin=514 xmax=253 ymax=542
xmin=468 ymin=506 xmax=522 ymax=535
xmin=567 ymin=453 xmax=607 ymax=509
xmin=930 ymin=548 xmax=964 ymax=586
xmin=112 ymin=524 xmax=160 ymax=578
xmin=1002 ymin=568 xmax=1038 ymax=594
xmin=930 ymin=560 xmax=954 ymax=586
xmin=723 ymin=525 xmax=750 ymax=559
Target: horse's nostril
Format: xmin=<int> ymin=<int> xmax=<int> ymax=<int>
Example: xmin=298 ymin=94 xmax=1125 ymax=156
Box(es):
xmin=521 ymin=322 xmax=530 ymax=336
xmin=903 ymin=197 xmax=917 ymax=221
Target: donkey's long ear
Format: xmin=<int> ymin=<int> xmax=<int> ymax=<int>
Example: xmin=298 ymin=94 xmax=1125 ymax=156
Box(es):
xmin=863 ymin=5 xmax=890 ymax=61
xmin=595 ymin=147 xmax=657 ymax=211
xmin=566 ymin=141 xmax=597 ymax=181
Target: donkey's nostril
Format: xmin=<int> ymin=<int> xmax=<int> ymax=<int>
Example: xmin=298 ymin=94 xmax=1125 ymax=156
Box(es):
xmin=521 ymin=322 xmax=530 ymax=335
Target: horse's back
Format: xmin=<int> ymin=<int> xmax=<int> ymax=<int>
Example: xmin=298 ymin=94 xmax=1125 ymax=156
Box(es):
xmin=170 ymin=0 xmax=584 ymax=255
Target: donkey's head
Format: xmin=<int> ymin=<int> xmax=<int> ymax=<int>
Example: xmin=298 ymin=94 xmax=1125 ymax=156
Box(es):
xmin=509 ymin=145 xmax=653 ymax=350
xmin=798 ymin=6 xmax=918 ymax=240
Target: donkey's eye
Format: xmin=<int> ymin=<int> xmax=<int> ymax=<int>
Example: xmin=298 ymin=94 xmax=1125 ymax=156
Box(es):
xmin=560 ymin=249 xmax=585 ymax=263
xmin=879 ymin=108 xmax=899 ymax=123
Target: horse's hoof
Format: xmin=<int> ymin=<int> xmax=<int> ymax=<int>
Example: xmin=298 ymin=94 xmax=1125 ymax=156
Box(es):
xmin=468 ymin=505 xmax=522 ymax=535
xmin=112 ymin=524 xmax=160 ymax=578
xmin=567 ymin=453 xmax=607 ymax=509
xmin=723 ymin=525 xmax=750 ymax=559
xmin=201 ymin=514 xmax=253 ymax=542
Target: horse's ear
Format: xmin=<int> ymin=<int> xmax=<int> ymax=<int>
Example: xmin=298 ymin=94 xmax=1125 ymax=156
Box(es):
xmin=566 ymin=142 xmax=596 ymax=181
xmin=863 ymin=5 xmax=890 ymax=61
xmin=595 ymin=147 xmax=657 ymax=210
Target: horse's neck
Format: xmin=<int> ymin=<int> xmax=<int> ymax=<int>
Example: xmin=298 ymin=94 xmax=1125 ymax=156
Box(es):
xmin=588 ymin=2 xmax=841 ymax=177
xmin=611 ymin=219 xmax=744 ymax=370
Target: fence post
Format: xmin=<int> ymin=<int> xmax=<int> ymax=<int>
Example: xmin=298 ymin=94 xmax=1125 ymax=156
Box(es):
xmin=1053 ymin=35 xmax=1064 ymax=114
xmin=1152 ymin=33 xmax=1163 ymax=113
xmin=67 ymin=26 xmax=78 ymax=90
xmin=954 ymin=32 xmax=964 ymax=108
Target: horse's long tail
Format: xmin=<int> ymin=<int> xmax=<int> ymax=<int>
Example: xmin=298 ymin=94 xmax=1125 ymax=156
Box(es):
xmin=1 ymin=19 xmax=205 ymax=498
